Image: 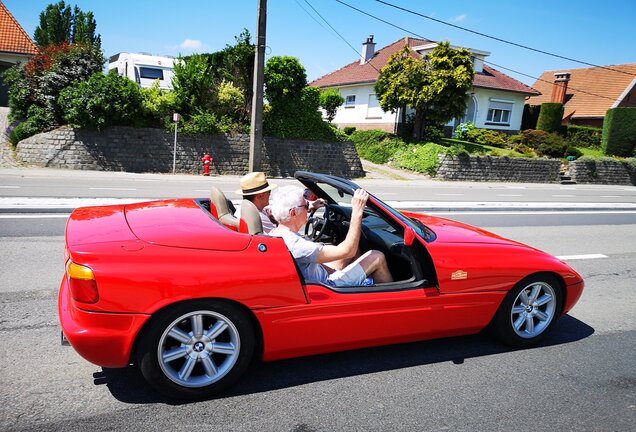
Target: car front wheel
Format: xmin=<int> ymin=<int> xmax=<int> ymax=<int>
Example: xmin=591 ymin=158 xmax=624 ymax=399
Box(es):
xmin=137 ymin=300 xmax=255 ymax=399
xmin=492 ymin=274 xmax=563 ymax=348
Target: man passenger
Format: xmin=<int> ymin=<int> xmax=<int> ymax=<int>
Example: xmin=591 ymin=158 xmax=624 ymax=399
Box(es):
xmin=235 ymin=172 xmax=277 ymax=233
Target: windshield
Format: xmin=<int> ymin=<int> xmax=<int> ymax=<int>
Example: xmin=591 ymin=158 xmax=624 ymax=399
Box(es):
xmin=306 ymin=179 xmax=435 ymax=243
xmin=369 ymin=193 xmax=436 ymax=243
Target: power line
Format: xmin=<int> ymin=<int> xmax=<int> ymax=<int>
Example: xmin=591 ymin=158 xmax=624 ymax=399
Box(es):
xmin=333 ymin=0 xmax=619 ymax=102
xmin=300 ymin=0 xmax=381 ymax=73
xmin=373 ymin=0 xmax=636 ymax=78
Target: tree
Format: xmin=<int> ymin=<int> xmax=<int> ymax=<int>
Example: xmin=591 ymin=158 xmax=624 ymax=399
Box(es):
xmin=3 ymin=42 xmax=104 ymax=140
xmin=33 ymin=1 xmax=101 ymax=49
xmin=59 ymin=72 xmax=144 ymax=130
xmin=264 ymin=56 xmax=307 ymax=104
xmin=263 ymin=56 xmax=343 ymax=141
xmin=374 ymin=41 xmax=474 ymax=141
xmin=319 ymin=89 xmax=344 ymax=123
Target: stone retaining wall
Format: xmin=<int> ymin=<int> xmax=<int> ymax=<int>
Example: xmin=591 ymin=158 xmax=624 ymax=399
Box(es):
xmin=15 ymin=126 xmax=364 ymax=178
xmin=569 ymin=158 xmax=635 ymax=185
xmin=435 ymin=155 xmax=561 ymax=183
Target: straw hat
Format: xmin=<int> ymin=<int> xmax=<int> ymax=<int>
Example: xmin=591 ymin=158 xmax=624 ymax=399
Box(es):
xmin=235 ymin=172 xmax=278 ymax=196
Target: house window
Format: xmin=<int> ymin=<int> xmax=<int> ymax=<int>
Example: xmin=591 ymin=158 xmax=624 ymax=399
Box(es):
xmin=486 ymin=100 xmax=513 ymax=125
xmin=366 ymin=94 xmax=382 ymax=118
xmin=345 ymin=95 xmax=356 ymax=108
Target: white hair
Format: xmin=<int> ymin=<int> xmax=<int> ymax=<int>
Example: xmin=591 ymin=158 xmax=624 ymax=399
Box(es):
xmin=270 ymin=185 xmax=305 ymax=223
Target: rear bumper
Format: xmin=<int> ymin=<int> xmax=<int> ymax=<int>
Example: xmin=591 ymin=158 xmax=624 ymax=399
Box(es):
xmin=58 ymin=278 xmax=150 ymax=368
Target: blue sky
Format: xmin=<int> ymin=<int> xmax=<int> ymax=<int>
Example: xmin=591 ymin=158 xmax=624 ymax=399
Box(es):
xmin=5 ymin=0 xmax=636 ymax=86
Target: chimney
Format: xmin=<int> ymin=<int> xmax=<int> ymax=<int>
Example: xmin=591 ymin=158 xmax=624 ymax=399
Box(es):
xmin=360 ymin=35 xmax=376 ymax=64
xmin=550 ymin=72 xmax=571 ymax=104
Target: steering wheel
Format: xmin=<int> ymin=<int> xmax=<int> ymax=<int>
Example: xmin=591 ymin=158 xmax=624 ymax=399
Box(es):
xmin=305 ymin=205 xmax=333 ymax=241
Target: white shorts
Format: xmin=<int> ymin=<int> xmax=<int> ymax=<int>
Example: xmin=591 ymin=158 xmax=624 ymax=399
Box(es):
xmin=327 ymin=262 xmax=367 ymax=287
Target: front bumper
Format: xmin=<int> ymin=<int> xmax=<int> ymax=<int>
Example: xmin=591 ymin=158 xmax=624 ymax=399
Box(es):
xmin=58 ymin=278 xmax=150 ymax=368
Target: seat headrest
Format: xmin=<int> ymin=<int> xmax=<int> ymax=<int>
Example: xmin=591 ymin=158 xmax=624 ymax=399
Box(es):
xmin=239 ymin=199 xmax=264 ymax=235
xmin=210 ymin=186 xmax=239 ymax=230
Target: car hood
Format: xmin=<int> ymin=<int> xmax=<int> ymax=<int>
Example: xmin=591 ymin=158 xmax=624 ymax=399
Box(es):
xmin=124 ymin=199 xmax=251 ymax=251
xmin=407 ymin=212 xmax=529 ymax=247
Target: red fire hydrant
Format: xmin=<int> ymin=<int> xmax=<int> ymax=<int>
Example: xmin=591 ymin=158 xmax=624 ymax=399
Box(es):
xmin=201 ymin=153 xmax=212 ymax=176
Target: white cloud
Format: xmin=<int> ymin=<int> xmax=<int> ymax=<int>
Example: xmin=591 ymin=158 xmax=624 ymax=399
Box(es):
xmin=451 ymin=14 xmax=467 ymax=23
xmin=180 ymin=39 xmax=204 ymax=50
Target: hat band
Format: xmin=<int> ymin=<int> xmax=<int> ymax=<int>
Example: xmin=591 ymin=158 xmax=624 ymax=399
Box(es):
xmin=242 ymin=182 xmax=270 ymax=194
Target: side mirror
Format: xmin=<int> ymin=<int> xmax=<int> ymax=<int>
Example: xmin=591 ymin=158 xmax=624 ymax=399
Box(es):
xmin=404 ymin=226 xmax=415 ymax=247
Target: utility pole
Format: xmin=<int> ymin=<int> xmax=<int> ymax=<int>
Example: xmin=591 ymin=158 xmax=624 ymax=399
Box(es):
xmin=249 ymin=0 xmax=267 ymax=172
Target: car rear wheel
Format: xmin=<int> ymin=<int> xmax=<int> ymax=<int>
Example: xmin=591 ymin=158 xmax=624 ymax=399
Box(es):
xmin=137 ymin=300 xmax=255 ymax=399
xmin=492 ymin=274 xmax=562 ymax=348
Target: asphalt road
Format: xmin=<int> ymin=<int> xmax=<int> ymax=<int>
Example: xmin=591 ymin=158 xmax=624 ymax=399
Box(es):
xmin=1 ymin=212 xmax=634 ymax=431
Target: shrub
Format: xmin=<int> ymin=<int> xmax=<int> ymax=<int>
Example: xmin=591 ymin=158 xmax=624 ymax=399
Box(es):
xmin=393 ymin=143 xmax=447 ymax=175
xmin=8 ymin=105 xmax=56 ymax=145
xmin=512 ymin=143 xmax=535 ymax=157
xmin=319 ymin=88 xmax=344 ymax=122
xmin=421 ymin=125 xmax=444 ymax=144
xmin=602 ymin=107 xmax=636 ymax=156
xmin=264 ymin=86 xmax=345 ymax=141
xmin=181 ymin=111 xmax=220 ymax=135
xmin=536 ymin=133 xmax=568 ymax=158
xmin=536 ymin=102 xmax=564 ymax=133
xmin=453 ymin=122 xmax=507 ymax=147
xmin=565 ymin=146 xmax=583 ymax=159
xmin=59 ymin=72 xmax=144 ymax=130
xmin=514 ymin=129 xmax=552 ymax=149
xmin=343 ymin=126 xmax=356 ymax=135
xmin=140 ymin=81 xmax=178 ymax=128
xmin=565 ymin=125 xmax=602 ymax=148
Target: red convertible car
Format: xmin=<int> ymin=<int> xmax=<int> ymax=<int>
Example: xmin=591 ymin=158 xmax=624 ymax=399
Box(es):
xmin=59 ymin=172 xmax=584 ymax=399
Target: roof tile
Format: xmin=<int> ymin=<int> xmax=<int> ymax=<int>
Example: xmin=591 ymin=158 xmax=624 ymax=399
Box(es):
xmin=310 ymin=37 xmax=539 ymax=95
xmin=527 ymin=64 xmax=636 ymax=118
xmin=0 ymin=2 xmax=38 ymax=55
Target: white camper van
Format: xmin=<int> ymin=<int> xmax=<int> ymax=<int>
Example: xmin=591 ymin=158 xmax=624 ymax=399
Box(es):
xmin=108 ymin=52 xmax=177 ymax=90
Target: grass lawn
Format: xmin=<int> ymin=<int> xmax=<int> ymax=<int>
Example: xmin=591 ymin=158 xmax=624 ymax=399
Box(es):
xmin=441 ymin=138 xmax=526 ymax=157
xmin=577 ymin=147 xmax=605 ymax=157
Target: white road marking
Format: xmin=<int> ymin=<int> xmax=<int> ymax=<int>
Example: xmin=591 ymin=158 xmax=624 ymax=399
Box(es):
xmin=0 ymin=186 xmax=20 ymax=189
xmin=496 ymin=194 xmax=522 ymax=197
xmin=556 ymin=254 xmax=608 ymax=260
xmin=89 ymin=187 xmax=137 ymax=191
xmin=504 ymin=186 xmax=526 ymax=189
xmin=0 ymin=214 xmax=70 ymax=218
xmin=600 ymin=195 xmax=621 ymax=198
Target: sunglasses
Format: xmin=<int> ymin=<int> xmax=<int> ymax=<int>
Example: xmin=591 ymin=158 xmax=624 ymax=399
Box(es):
xmin=296 ymin=202 xmax=309 ymax=210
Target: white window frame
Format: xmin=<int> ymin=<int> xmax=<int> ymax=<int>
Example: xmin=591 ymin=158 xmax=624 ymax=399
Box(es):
xmin=486 ymin=99 xmax=513 ymax=126
xmin=345 ymin=95 xmax=356 ymax=108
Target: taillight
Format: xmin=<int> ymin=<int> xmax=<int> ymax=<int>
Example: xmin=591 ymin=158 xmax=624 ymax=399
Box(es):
xmin=66 ymin=261 xmax=99 ymax=303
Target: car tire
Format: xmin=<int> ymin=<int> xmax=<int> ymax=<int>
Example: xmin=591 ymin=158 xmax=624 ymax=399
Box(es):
xmin=137 ymin=300 xmax=255 ymax=400
xmin=492 ymin=274 xmax=563 ymax=348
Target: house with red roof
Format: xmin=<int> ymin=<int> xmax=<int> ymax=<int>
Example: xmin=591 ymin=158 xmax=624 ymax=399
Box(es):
xmin=527 ymin=64 xmax=636 ymax=128
xmin=0 ymin=1 xmax=38 ymax=107
xmin=310 ymin=36 xmax=539 ymax=134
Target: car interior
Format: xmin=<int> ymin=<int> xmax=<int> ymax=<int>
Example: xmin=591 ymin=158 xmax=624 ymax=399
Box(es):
xmin=197 ymin=180 xmax=438 ymax=292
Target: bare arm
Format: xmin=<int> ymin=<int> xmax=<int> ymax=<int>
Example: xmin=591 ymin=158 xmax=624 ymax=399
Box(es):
xmin=316 ymin=189 xmax=367 ymax=263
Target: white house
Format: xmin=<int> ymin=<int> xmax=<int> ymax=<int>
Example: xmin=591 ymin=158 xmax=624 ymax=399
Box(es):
xmin=310 ymin=36 xmax=540 ymax=134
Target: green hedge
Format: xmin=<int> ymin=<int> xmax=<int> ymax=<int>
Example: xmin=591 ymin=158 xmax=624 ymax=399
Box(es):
xmin=602 ymin=107 xmax=636 ymax=156
xmin=566 ymin=125 xmax=602 ymax=148
xmin=536 ymin=103 xmax=564 ymax=133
